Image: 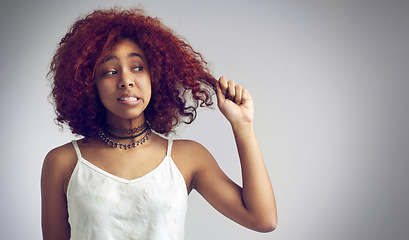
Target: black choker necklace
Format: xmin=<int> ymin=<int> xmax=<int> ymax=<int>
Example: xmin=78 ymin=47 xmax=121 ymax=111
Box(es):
xmin=104 ymin=122 xmax=148 ymax=135
xmin=99 ymin=128 xmax=152 ymax=150
xmin=104 ymin=124 xmax=149 ymax=139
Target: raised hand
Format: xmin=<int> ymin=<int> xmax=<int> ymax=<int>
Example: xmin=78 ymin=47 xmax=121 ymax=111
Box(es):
xmin=216 ymin=76 xmax=254 ymax=126
xmin=212 ymin=76 xmax=277 ymax=231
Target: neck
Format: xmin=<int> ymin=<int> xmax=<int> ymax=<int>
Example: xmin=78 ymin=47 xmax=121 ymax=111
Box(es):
xmin=104 ymin=112 xmax=147 ymax=133
xmin=104 ymin=121 xmax=149 ymax=137
xmin=99 ymin=120 xmax=152 ymax=150
xmin=99 ymin=128 xmax=152 ymax=150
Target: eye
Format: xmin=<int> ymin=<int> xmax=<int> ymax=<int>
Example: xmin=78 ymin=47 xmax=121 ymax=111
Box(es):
xmin=133 ymin=67 xmax=143 ymax=72
xmin=104 ymin=70 xmax=117 ymax=75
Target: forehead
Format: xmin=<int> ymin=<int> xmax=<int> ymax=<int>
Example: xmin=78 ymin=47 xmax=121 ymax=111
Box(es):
xmin=111 ymin=38 xmax=144 ymax=54
xmin=102 ymin=38 xmax=146 ymax=63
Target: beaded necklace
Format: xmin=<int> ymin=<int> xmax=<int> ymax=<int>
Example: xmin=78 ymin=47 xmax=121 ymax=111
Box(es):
xmin=99 ymin=122 xmax=152 ymax=150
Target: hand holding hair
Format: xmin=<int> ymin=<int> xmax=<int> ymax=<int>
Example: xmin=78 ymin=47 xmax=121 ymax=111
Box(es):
xmin=216 ymin=76 xmax=254 ymax=126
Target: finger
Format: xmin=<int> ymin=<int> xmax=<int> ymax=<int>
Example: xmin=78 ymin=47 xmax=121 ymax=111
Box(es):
xmin=227 ymin=80 xmax=236 ymax=101
xmin=219 ymin=76 xmax=228 ymax=96
xmin=234 ymin=84 xmax=243 ymax=104
xmin=242 ymin=88 xmax=252 ymax=103
xmin=216 ymin=80 xmax=225 ymax=104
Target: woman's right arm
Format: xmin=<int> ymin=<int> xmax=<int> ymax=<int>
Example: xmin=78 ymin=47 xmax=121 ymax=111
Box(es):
xmin=41 ymin=145 xmax=75 ymax=240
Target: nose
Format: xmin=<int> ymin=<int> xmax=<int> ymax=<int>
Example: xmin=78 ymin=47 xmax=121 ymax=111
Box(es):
xmin=118 ymin=72 xmax=134 ymax=88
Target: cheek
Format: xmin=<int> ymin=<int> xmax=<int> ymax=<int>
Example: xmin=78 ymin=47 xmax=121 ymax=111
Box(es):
xmin=147 ymin=80 xmax=152 ymax=94
xmin=95 ymin=84 xmax=105 ymax=100
xmin=144 ymin=77 xmax=152 ymax=97
xmin=95 ymin=81 xmax=114 ymax=104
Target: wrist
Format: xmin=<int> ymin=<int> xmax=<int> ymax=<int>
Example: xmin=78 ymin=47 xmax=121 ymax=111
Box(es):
xmin=231 ymin=121 xmax=254 ymax=134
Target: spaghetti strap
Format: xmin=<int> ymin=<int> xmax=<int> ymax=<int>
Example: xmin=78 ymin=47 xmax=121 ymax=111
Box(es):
xmin=166 ymin=139 xmax=173 ymax=157
xmin=71 ymin=140 xmax=82 ymax=159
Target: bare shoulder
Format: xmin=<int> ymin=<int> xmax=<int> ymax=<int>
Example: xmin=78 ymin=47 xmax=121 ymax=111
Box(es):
xmin=170 ymin=139 xmax=217 ymax=192
xmin=43 ymin=142 xmax=77 ymax=169
xmin=172 ymin=139 xmax=214 ymax=161
xmin=42 ymin=142 xmax=78 ymax=192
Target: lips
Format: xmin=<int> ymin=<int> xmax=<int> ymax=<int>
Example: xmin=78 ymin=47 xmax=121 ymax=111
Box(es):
xmin=117 ymin=94 xmax=141 ymax=104
xmin=118 ymin=96 xmax=139 ymax=101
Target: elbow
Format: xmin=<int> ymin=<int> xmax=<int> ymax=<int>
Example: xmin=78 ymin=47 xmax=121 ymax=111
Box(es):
xmin=252 ymin=216 xmax=277 ymax=233
xmin=256 ymin=221 xmax=277 ymax=233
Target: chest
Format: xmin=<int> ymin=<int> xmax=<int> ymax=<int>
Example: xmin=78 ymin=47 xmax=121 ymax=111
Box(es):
xmin=67 ymin=158 xmax=188 ymax=238
xmin=81 ymin=145 xmax=167 ymax=181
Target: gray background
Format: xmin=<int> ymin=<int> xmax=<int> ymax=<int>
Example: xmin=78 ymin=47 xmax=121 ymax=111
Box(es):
xmin=1 ymin=0 xmax=409 ymax=239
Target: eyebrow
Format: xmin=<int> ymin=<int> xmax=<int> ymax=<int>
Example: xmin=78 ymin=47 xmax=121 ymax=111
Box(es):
xmin=128 ymin=52 xmax=144 ymax=59
xmin=102 ymin=52 xmax=144 ymax=63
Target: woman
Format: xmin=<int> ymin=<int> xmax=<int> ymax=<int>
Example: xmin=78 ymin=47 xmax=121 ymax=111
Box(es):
xmin=41 ymin=8 xmax=277 ymax=240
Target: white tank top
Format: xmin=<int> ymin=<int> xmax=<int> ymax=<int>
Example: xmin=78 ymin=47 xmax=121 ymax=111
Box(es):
xmin=67 ymin=139 xmax=188 ymax=240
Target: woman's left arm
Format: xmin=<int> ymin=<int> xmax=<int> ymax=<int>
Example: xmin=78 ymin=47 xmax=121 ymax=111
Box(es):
xmin=192 ymin=77 xmax=277 ymax=232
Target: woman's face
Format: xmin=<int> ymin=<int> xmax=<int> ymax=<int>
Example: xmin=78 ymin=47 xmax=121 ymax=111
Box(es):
xmin=95 ymin=38 xmax=151 ymax=125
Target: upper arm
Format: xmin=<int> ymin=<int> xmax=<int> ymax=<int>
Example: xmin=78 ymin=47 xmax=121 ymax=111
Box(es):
xmin=41 ymin=145 xmax=75 ymax=240
xmin=173 ymin=140 xmax=258 ymax=230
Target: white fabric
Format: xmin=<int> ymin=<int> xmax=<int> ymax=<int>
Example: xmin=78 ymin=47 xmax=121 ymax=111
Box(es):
xmin=67 ymin=140 xmax=188 ymax=240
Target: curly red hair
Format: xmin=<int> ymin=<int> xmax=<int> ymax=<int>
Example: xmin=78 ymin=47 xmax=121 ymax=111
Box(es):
xmin=49 ymin=8 xmax=217 ymax=137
